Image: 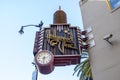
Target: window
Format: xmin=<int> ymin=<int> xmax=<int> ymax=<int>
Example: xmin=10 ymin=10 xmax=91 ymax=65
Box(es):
xmin=106 ymin=0 xmax=120 ymax=10
xmin=110 ymin=0 xmax=120 ymax=9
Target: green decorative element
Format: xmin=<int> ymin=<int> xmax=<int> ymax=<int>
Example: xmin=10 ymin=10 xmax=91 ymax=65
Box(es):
xmin=73 ymin=50 xmax=93 ymax=80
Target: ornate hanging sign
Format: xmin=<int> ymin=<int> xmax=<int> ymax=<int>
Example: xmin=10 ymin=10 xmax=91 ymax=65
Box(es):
xmin=33 ymin=24 xmax=82 ymax=74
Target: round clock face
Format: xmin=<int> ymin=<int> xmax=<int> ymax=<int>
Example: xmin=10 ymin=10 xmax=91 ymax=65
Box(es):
xmin=36 ymin=50 xmax=52 ymax=64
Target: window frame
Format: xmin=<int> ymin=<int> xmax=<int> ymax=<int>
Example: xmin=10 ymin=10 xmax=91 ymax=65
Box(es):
xmin=106 ymin=0 xmax=120 ymax=12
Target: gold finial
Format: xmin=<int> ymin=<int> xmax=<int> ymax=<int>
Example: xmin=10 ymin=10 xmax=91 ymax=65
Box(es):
xmin=59 ymin=5 xmax=61 ymax=10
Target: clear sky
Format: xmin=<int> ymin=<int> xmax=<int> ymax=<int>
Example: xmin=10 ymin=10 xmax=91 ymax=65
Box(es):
xmin=0 ymin=0 xmax=83 ymax=80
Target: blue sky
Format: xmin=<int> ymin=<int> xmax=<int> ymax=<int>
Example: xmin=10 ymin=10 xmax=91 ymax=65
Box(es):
xmin=0 ymin=0 xmax=83 ymax=80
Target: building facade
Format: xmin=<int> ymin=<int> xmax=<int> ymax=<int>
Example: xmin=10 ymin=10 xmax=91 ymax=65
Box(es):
xmin=79 ymin=0 xmax=120 ymax=80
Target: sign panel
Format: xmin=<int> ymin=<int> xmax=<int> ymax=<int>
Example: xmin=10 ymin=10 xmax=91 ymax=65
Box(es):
xmin=43 ymin=24 xmax=80 ymax=55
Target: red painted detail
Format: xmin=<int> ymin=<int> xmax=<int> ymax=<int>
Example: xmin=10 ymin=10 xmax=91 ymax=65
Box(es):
xmin=54 ymin=55 xmax=81 ymax=66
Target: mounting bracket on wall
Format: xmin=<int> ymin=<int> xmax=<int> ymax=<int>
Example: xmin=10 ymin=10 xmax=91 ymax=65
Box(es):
xmin=103 ymin=34 xmax=113 ymax=45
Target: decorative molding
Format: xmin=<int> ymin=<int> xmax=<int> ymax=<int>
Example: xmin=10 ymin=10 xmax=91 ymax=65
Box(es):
xmin=85 ymin=26 xmax=96 ymax=48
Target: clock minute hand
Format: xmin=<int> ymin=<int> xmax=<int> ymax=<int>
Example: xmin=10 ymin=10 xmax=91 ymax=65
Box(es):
xmin=43 ymin=56 xmax=46 ymax=64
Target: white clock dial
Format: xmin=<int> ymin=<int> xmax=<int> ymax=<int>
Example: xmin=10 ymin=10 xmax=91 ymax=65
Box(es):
xmin=35 ymin=50 xmax=54 ymax=74
xmin=37 ymin=52 xmax=52 ymax=64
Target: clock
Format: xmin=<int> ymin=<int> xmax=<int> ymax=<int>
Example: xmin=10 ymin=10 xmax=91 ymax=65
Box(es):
xmin=35 ymin=50 xmax=54 ymax=74
xmin=36 ymin=50 xmax=53 ymax=64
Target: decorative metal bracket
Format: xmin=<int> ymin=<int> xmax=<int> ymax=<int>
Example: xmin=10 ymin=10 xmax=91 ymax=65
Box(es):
xmin=104 ymin=39 xmax=113 ymax=45
xmin=32 ymin=62 xmax=37 ymax=69
xmin=19 ymin=21 xmax=43 ymax=34
xmin=103 ymin=34 xmax=113 ymax=45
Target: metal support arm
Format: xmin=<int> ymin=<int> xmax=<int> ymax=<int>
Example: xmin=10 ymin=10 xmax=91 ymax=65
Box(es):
xmin=19 ymin=21 xmax=43 ymax=34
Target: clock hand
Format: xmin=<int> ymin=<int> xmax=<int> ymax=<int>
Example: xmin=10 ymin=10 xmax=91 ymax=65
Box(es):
xmin=43 ymin=56 xmax=46 ymax=64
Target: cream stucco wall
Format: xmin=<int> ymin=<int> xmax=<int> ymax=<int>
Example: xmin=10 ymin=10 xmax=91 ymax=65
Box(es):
xmin=80 ymin=0 xmax=120 ymax=80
